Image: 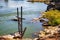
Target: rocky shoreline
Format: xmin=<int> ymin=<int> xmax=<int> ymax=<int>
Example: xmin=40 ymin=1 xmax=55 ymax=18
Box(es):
xmin=34 ymin=25 xmax=60 ymax=40
xmin=0 ymin=33 xmax=33 ymax=40
xmin=0 ymin=25 xmax=60 ymax=40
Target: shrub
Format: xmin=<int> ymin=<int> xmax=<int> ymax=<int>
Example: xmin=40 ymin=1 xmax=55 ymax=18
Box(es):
xmin=42 ymin=10 xmax=60 ymax=26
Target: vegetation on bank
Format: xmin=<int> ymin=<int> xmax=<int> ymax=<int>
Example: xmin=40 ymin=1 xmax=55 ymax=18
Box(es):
xmin=36 ymin=9 xmax=60 ymax=40
xmin=42 ymin=10 xmax=60 ymax=26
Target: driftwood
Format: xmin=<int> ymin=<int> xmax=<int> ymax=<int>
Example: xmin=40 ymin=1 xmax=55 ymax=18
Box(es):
xmin=11 ymin=18 xmax=25 ymax=21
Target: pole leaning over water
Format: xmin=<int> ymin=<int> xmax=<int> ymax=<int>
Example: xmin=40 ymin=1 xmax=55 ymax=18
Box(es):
xmin=17 ymin=7 xmax=23 ymax=39
xmin=17 ymin=7 xmax=27 ymax=39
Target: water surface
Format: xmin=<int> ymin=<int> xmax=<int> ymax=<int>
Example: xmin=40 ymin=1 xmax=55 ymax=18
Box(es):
xmin=0 ymin=0 xmax=47 ymax=38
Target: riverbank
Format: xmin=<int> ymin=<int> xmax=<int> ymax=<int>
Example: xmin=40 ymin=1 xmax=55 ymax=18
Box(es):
xmin=33 ymin=25 xmax=60 ymax=40
xmin=0 ymin=33 xmax=33 ymax=40
xmin=0 ymin=25 xmax=60 ymax=40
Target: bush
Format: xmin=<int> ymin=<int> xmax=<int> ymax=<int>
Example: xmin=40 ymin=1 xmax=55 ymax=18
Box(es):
xmin=42 ymin=10 xmax=60 ymax=26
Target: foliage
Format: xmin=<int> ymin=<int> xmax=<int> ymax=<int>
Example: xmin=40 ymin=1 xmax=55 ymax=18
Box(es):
xmin=42 ymin=10 xmax=60 ymax=26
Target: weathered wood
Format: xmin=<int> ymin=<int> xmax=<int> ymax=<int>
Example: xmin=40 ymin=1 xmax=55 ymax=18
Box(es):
xmin=11 ymin=18 xmax=25 ymax=21
xmin=22 ymin=27 xmax=27 ymax=37
xmin=17 ymin=7 xmax=27 ymax=39
xmin=17 ymin=8 xmax=21 ymax=35
xmin=21 ymin=6 xmax=23 ymax=39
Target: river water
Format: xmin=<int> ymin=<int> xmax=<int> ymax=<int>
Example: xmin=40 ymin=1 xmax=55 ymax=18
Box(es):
xmin=0 ymin=0 xmax=47 ymax=38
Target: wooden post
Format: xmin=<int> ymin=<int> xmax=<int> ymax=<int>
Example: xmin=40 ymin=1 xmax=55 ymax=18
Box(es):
xmin=17 ymin=8 xmax=22 ymax=39
xmin=17 ymin=8 xmax=21 ymax=35
xmin=21 ymin=6 xmax=23 ymax=39
xmin=20 ymin=6 xmax=27 ymax=38
xmin=17 ymin=7 xmax=27 ymax=39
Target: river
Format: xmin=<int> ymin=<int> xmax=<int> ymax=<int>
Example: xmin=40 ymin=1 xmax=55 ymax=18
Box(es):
xmin=0 ymin=0 xmax=47 ymax=38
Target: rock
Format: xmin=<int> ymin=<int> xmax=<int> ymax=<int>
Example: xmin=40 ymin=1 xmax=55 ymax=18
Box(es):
xmin=56 ymin=7 xmax=60 ymax=10
xmin=58 ymin=25 xmax=60 ymax=27
xmin=42 ymin=22 xmax=51 ymax=26
xmin=0 ymin=35 xmax=14 ymax=40
xmin=22 ymin=38 xmax=32 ymax=40
xmin=32 ymin=33 xmax=39 ymax=38
xmin=40 ymin=19 xmax=45 ymax=22
xmin=46 ymin=4 xmax=55 ymax=11
xmin=32 ymin=18 xmax=39 ymax=22
xmin=0 ymin=36 xmax=6 ymax=40
xmin=2 ymin=35 xmax=14 ymax=39
xmin=33 ymin=38 xmax=39 ymax=40
xmin=14 ymin=32 xmax=21 ymax=37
